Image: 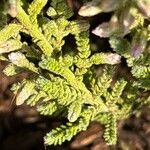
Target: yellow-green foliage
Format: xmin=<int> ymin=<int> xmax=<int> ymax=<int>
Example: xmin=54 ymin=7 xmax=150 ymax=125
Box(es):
xmin=0 ymin=0 xmax=150 ymax=146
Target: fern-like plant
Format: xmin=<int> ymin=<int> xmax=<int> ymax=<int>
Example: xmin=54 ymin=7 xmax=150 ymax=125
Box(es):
xmin=0 ymin=0 xmax=150 ymax=146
